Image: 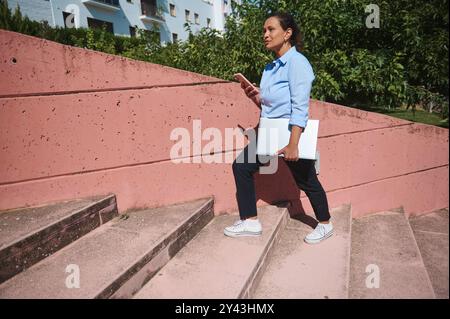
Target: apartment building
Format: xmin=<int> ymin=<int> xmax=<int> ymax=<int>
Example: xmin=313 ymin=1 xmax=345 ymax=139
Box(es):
xmin=6 ymin=0 xmax=240 ymax=44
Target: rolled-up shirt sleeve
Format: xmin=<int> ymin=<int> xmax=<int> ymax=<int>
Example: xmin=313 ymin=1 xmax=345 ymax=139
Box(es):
xmin=288 ymin=56 xmax=315 ymax=129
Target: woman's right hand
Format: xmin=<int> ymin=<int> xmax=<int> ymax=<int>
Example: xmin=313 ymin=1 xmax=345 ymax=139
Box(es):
xmin=241 ymin=82 xmax=261 ymax=108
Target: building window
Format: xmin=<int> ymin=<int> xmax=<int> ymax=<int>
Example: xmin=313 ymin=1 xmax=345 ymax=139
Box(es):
xmin=207 ymin=18 xmax=211 ymax=28
xmin=141 ymin=0 xmax=158 ymax=17
xmin=172 ymin=33 xmax=178 ymax=43
xmin=62 ymin=11 xmax=75 ymax=28
xmin=87 ymin=17 xmax=114 ymax=33
xmin=194 ymin=13 xmax=199 ymax=24
xmin=185 ymin=10 xmax=190 ymax=22
xmin=129 ymin=26 xmax=136 ymax=37
xmin=169 ymin=4 xmax=176 ymax=17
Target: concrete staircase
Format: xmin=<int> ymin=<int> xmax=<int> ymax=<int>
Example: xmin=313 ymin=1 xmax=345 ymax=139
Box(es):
xmin=134 ymin=204 xmax=289 ymax=299
xmin=0 ymin=196 xmax=214 ymax=298
xmin=253 ymin=204 xmax=352 ymax=299
xmin=409 ymin=209 xmax=449 ymax=299
xmin=0 ymin=196 xmax=447 ymax=299
xmin=0 ymin=194 xmax=118 ymax=284
xmin=349 ymin=208 xmax=436 ymax=298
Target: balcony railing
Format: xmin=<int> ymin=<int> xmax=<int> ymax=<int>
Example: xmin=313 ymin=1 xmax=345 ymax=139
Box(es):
xmin=93 ymin=0 xmax=119 ymax=6
xmin=82 ymin=0 xmax=120 ymax=12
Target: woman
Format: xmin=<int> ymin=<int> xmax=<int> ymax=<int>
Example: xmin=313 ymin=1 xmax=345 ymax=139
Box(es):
xmin=224 ymin=12 xmax=333 ymax=244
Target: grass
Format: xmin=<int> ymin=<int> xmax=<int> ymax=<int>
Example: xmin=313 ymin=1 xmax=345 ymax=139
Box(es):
xmin=355 ymin=105 xmax=449 ymax=129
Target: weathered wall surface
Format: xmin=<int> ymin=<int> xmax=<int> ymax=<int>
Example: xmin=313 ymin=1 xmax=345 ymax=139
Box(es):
xmin=1 ymin=30 xmax=448 ymax=217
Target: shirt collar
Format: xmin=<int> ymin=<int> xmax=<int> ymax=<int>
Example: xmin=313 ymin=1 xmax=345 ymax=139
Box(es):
xmin=274 ymin=46 xmax=296 ymax=66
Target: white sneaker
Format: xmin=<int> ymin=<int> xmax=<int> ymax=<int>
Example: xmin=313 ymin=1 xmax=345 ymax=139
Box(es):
xmin=224 ymin=219 xmax=262 ymax=237
xmin=304 ymin=222 xmax=334 ymax=244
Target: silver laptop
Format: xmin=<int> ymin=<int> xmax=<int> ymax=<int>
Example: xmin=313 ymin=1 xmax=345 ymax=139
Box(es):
xmin=256 ymin=118 xmax=319 ymax=160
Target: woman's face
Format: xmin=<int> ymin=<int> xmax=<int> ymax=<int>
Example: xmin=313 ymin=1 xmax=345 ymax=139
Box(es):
xmin=263 ymin=17 xmax=292 ymax=52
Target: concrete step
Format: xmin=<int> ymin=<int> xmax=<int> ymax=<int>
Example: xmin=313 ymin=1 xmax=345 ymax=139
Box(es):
xmin=0 ymin=194 xmax=117 ymax=284
xmin=252 ymin=204 xmax=352 ymax=299
xmin=0 ymin=197 xmax=213 ymax=298
xmin=409 ymin=208 xmax=449 ymax=299
xmin=349 ymin=208 xmax=435 ymax=298
xmin=133 ymin=205 xmax=290 ymax=299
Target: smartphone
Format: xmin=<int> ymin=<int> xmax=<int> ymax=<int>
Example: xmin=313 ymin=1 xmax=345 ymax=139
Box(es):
xmin=234 ymin=73 xmax=256 ymax=90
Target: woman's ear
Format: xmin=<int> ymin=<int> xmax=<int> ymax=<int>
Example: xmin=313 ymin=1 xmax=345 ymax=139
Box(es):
xmin=285 ymin=28 xmax=293 ymax=42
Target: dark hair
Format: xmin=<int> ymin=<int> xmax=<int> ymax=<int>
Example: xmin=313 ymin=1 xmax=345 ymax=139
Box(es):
xmin=267 ymin=12 xmax=303 ymax=51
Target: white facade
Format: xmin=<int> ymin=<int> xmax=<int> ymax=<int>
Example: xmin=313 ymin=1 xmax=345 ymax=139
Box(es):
xmin=6 ymin=0 xmax=240 ymax=44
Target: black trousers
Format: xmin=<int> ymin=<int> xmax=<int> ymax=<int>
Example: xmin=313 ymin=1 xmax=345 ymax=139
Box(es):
xmin=232 ymin=145 xmax=331 ymax=222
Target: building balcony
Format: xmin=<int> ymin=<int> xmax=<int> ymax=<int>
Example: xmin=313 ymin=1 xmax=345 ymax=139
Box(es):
xmin=82 ymin=0 xmax=121 ymax=12
xmin=140 ymin=1 xmax=165 ymax=23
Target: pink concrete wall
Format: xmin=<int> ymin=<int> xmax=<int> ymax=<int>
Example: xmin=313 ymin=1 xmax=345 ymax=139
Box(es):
xmin=0 ymin=30 xmax=448 ymax=217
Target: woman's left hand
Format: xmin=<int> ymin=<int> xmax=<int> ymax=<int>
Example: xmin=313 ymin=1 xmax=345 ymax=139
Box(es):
xmin=277 ymin=143 xmax=299 ymax=161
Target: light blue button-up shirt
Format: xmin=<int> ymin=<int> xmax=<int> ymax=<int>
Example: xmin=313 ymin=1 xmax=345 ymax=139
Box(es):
xmin=260 ymin=46 xmax=315 ymax=128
